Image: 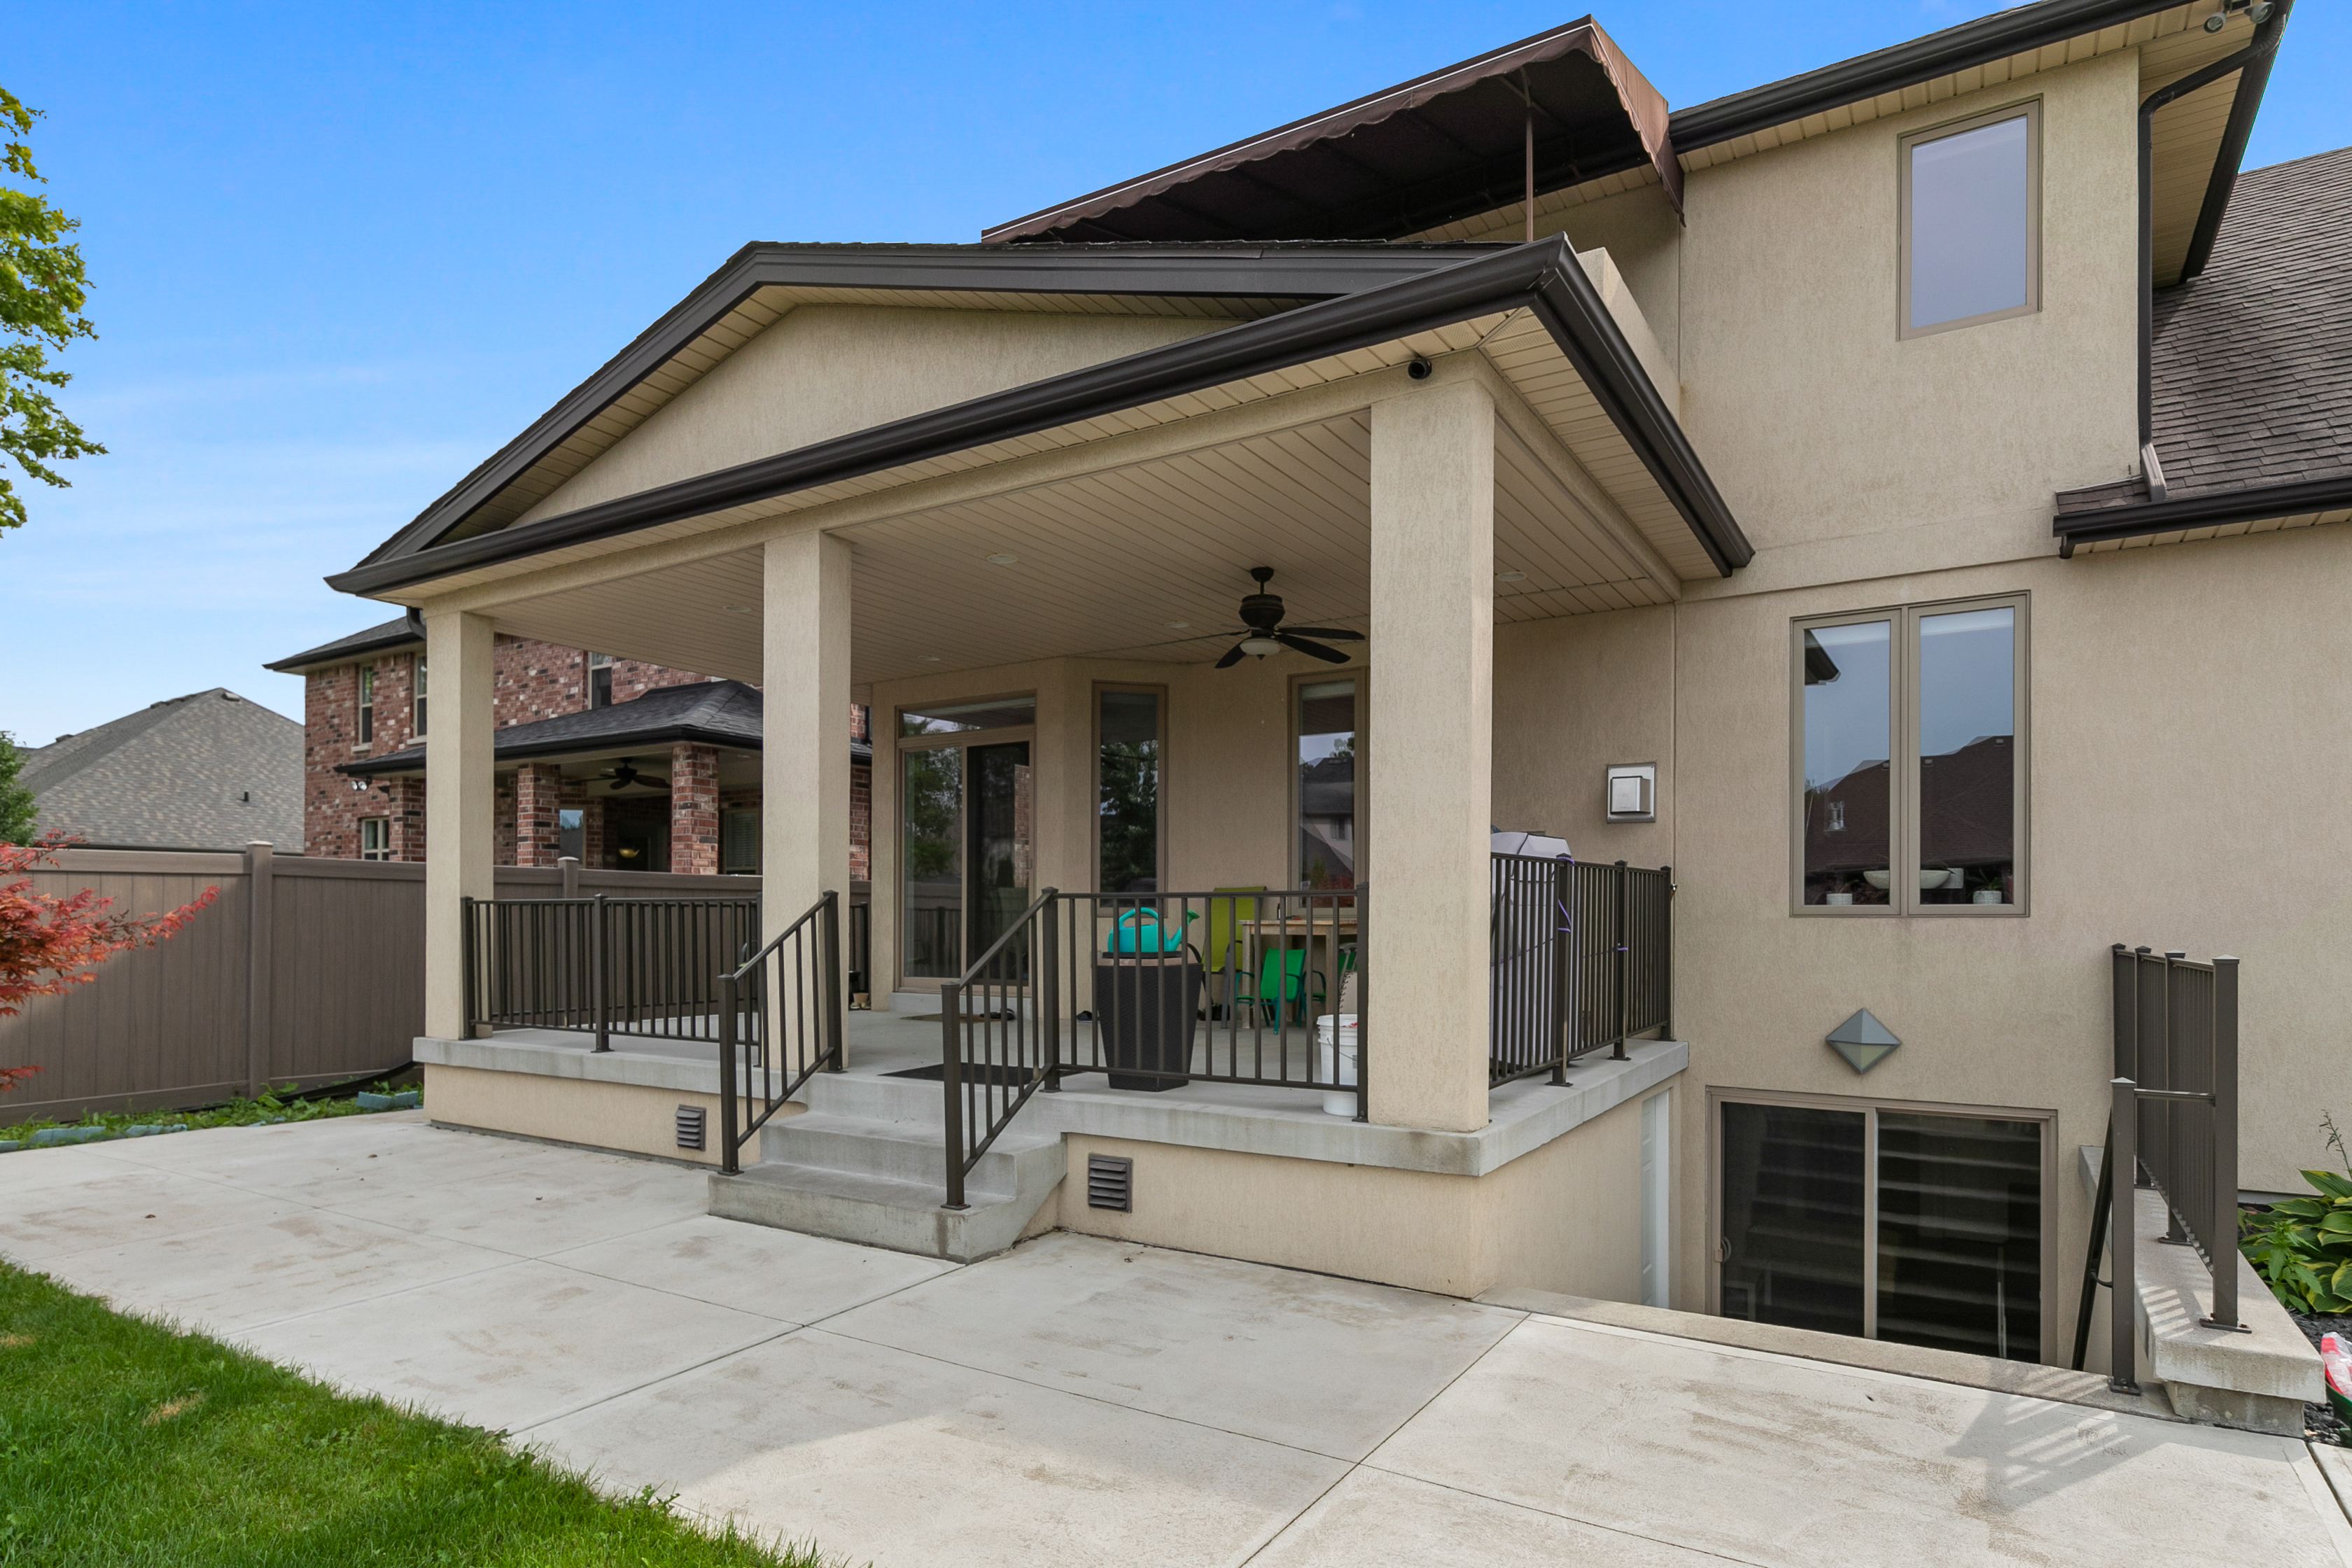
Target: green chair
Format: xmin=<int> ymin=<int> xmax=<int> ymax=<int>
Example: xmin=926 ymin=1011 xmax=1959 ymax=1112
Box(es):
xmin=1232 ymin=945 xmax=1326 ymax=1026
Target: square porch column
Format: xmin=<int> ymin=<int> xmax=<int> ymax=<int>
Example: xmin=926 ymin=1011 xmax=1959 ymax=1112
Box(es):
xmin=1366 ymin=377 xmax=1494 ymax=1133
xmin=762 ymin=530 xmax=852 ymax=941
xmin=424 ymin=609 xmax=496 ymax=1040
xmin=514 ymin=763 xmax=564 ymax=867
xmin=668 ymin=743 xmax=721 ymax=874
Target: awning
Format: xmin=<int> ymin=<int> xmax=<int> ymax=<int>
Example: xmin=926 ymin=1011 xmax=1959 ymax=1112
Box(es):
xmin=984 ymin=18 xmax=1678 ymax=244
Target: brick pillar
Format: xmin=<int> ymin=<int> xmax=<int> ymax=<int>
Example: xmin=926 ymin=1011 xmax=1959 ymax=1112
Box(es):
xmin=668 ymin=743 xmax=720 ymax=876
xmin=514 ymin=764 xmax=564 ymax=867
xmin=388 ymin=776 xmax=428 ymax=862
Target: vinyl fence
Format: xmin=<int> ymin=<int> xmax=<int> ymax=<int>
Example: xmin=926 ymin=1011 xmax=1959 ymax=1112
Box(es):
xmin=0 ymin=845 xmax=766 ymax=1123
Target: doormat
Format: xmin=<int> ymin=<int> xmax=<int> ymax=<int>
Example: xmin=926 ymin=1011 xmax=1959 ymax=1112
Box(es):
xmin=886 ymin=1063 xmax=1047 ymax=1086
xmin=901 ymin=1011 xmax=1017 ymax=1023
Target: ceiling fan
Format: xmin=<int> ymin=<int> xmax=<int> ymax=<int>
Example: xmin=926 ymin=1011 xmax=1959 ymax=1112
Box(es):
xmin=1212 ymin=568 xmax=1364 ymax=668
xmin=598 ymin=757 xmax=667 ymax=792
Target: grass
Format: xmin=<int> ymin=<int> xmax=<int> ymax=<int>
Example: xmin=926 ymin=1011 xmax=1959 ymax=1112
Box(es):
xmin=0 ymin=1082 xmax=398 ymax=1147
xmin=0 ymin=1263 xmax=835 ymax=1567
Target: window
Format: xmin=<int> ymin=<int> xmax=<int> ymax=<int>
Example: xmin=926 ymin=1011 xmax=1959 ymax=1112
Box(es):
xmin=1794 ymin=597 xmax=2024 ymax=913
xmin=1096 ymin=687 xmax=1162 ymax=893
xmin=359 ymin=816 xmax=391 ymax=861
xmin=722 ymin=808 xmax=760 ymax=874
xmin=412 ymin=655 xmax=428 ymax=737
xmin=1715 ymin=1093 xmax=2048 ymax=1362
xmin=357 ymin=665 xmax=374 ymax=745
xmin=1900 ymin=102 xmax=2039 ymax=337
xmin=1296 ymin=679 xmax=1357 ymax=890
xmin=897 ymin=696 xmax=1037 ymax=982
xmin=587 ymin=652 xmax=613 ymax=709
xmin=557 ymin=808 xmax=584 ymax=863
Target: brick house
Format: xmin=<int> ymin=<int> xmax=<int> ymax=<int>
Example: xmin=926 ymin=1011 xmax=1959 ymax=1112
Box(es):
xmin=265 ymin=615 xmax=871 ymax=875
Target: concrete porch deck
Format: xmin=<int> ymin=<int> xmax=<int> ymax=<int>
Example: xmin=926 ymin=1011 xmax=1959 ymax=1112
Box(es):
xmin=7 ymin=1114 xmax=2352 ymax=1567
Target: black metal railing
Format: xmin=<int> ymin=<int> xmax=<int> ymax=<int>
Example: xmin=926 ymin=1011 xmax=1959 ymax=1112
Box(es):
xmin=848 ymin=890 xmax=873 ymax=1000
xmin=718 ymin=890 xmax=844 ymax=1175
xmin=2073 ymin=944 xmax=2243 ymax=1387
xmin=941 ymin=888 xmax=1061 ymax=1210
xmin=461 ymin=894 xmax=760 ymax=1049
xmin=1490 ymin=855 xmax=1673 ymax=1084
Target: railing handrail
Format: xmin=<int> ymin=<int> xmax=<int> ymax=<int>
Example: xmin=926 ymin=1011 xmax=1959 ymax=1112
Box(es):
xmin=953 ymin=885 xmax=1060 ymax=987
xmin=727 ymin=888 xmax=836 ymax=983
xmin=718 ymin=888 xmax=844 ymax=1174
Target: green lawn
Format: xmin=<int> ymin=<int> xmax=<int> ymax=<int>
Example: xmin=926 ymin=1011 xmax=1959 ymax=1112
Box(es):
xmin=0 ymin=1263 xmax=838 ymax=1567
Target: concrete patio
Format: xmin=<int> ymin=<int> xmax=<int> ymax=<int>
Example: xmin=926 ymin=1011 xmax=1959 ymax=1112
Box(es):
xmin=5 ymin=1112 xmax=2351 ymax=1567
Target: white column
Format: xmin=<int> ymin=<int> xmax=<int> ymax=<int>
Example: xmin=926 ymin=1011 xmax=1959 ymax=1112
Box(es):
xmin=762 ymin=529 xmax=853 ymax=942
xmin=422 ymin=608 xmax=496 ymax=1040
xmin=1366 ymin=377 xmax=1494 ymax=1133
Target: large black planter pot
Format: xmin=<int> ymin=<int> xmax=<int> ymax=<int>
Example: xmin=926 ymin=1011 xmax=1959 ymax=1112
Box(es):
xmin=1093 ymin=960 xmax=1201 ymax=1090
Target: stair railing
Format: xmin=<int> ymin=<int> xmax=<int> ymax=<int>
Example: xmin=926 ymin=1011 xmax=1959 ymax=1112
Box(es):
xmin=716 ymin=890 xmax=844 ymax=1176
xmin=941 ymin=887 xmax=1059 ymax=1211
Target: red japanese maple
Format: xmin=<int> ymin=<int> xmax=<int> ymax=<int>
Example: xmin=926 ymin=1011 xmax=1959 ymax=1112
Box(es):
xmin=1 ymin=838 xmax=218 ymax=1092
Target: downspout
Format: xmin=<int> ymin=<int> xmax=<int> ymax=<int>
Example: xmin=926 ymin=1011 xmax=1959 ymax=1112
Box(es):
xmin=2135 ymin=7 xmax=2288 ymax=488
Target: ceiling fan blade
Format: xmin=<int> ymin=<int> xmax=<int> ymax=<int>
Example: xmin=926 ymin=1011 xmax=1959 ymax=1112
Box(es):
xmin=1276 ymin=633 xmax=1350 ymax=664
xmin=1213 ymin=643 xmax=1248 ymax=669
xmin=1280 ymin=626 xmax=1363 ymax=640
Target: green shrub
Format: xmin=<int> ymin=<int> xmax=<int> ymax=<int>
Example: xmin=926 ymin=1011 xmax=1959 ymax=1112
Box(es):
xmin=2242 ymin=1114 xmax=2352 ymax=1314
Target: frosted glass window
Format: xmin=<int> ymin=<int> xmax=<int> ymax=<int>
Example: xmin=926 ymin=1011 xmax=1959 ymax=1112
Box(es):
xmin=1904 ymin=110 xmax=2036 ymax=334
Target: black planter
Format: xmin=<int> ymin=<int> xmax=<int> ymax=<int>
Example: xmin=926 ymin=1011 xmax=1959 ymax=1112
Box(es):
xmin=1093 ymin=960 xmax=1200 ymax=1090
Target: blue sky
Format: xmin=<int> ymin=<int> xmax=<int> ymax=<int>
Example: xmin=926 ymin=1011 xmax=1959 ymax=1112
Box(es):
xmin=2 ymin=1 xmax=2343 ymax=745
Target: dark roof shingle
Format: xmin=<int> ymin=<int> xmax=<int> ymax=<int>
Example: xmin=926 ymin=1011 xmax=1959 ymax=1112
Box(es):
xmin=22 ymin=689 xmax=302 ymax=851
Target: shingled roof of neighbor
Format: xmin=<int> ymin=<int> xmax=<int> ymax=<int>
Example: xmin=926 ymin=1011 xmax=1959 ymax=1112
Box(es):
xmin=21 ymin=689 xmax=302 ymax=852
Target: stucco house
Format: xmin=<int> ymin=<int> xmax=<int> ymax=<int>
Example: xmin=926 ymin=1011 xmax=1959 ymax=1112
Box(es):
xmin=314 ymin=1 xmax=2345 ymax=1393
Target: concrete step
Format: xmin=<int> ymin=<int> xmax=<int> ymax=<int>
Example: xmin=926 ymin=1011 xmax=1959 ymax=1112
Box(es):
xmin=760 ymin=1110 xmax=1060 ymax=1196
xmin=796 ymin=1070 xmax=948 ymax=1123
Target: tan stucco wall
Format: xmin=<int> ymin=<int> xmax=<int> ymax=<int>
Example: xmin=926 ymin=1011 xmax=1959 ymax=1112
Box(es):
xmin=424 ymin=1062 xmax=728 ymax=1166
xmin=1059 ymin=1082 xmax=1655 ymax=1299
xmin=518 ymin=304 xmax=1226 ymax=525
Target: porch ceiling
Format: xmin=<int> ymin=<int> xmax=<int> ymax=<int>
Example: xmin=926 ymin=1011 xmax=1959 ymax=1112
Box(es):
xmin=477 ymin=382 xmax=1681 ymax=687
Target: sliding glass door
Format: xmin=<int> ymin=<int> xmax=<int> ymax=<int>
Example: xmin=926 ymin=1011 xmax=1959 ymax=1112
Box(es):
xmin=1718 ymin=1097 xmax=2043 ymax=1360
xmin=899 ymin=697 xmax=1035 ymax=986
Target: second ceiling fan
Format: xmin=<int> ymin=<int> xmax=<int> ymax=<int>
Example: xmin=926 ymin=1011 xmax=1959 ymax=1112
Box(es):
xmin=1212 ymin=567 xmax=1364 ymax=668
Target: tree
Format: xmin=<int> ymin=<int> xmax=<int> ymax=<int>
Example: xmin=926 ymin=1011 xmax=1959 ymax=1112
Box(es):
xmin=0 ymin=86 xmax=104 ymax=534
xmin=0 ymin=730 xmax=32 ymax=844
xmin=0 ymin=839 xmax=216 ymax=1093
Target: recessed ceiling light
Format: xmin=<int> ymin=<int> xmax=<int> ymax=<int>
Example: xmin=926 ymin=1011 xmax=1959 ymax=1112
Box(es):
xmin=986 ymin=553 xmax=1018 ymax=566
xmin=922 ymin=655 xmax=941 ymax=662
xmin=1498 ymin=570 xmax=1527 ymax=582
xmin=722 ymin=603 xmax=754 ymax=615
xmin=1166 ymin=620 xmax=1189 ymax=629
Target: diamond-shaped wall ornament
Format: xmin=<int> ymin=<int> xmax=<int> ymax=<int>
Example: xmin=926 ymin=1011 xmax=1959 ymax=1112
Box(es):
xmin=1826 ymin=1009 xmax=1900 ymax=1074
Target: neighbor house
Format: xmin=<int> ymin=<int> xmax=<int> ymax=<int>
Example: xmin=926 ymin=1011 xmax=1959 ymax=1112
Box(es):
xmin=22 ymin=688 xmax=300 ymax=852
xmin=311 ymin=1 xmax=2345 ymax=1395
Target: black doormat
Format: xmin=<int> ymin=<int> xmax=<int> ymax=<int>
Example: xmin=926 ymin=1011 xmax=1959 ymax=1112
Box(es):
xmin=885 ymin=1063 xmax=1049 ymax=1086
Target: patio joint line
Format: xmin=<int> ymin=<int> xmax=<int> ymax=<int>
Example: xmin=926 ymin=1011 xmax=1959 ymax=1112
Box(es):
xmin=502 ymin=1322 xmax=806 ymax=1438
xmin=1347 ymin=1466 xmax=1779 ymax=1568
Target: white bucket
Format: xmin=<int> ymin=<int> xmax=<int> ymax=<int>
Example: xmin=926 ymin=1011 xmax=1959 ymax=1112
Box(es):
xmin=1315 ymin=1014 xmax=1359 ymax=1116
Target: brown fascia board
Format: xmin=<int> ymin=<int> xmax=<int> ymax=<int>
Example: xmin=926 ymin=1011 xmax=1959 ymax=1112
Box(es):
xmin=2053 ymin=472 xmax=2352 ymax=552
xmin=354 ymin=243 xmax=1506 ymax=574
xmin=262 ymin=612 xmax=426 ymax=673
xmin=330 ymin=239 xmax=1750 ymax=596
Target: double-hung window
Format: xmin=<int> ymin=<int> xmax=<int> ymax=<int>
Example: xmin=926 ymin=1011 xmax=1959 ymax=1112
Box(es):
xmin=1900 ymin=102 xmax=2040 ymax=337
xmin=359 ymin=816 xmax=391 ymax=861
xmin=356 ymin=665 xmax=374 ymax=745
xmin=1793 ymin=596 xmax=2026 ymax=914
xmin=412 ymin=656 xmax=428 ymax=736
xmin=587 ymin=652 xmax=613 ymax=708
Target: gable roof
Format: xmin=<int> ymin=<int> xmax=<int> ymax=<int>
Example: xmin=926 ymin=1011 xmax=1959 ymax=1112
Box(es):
xmin=337 ymin=678 xmax=868 ymax=777
xmin=22 ymin=689 xmax=302 ymax=853
xmin=2054 ymin=144 xmax=2352 ymax=549
xmin=265 ymin=612 xmax=425 ymax=674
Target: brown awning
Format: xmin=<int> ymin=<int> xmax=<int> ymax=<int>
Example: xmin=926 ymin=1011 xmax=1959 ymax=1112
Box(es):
xmin=984 ymin=18 xmax=1679 ymax=244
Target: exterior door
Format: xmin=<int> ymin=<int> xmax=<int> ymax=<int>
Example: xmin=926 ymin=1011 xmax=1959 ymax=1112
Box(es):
xmin=897 ymin=696 xmax=1037 ymax=988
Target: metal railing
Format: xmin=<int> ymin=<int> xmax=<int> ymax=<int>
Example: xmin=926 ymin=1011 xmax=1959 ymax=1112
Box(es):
xmin=1490 ymin=856 xmax=1673 ymax=1084
xmin=461 ymin=894 xmax=760 ymax=1049
xmin=941 ymin=888 xmax=1062 ymax=1210
xmin=717 ymin=890 xmax=844 ymax=1175
xmin=2073 ymin=944 xmax=2243 ymax=1387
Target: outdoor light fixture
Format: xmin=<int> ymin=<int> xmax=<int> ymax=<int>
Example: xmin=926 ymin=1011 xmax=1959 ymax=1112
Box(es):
xmin=1499 ymin=570 xmax=1527 ymax=582
xmin=986 ymin=553 xmax=1018 ymax=566
xmin=1239 ymin=636 xmax=1282 ymax=659
xmin=1166 ymin=620 xmax=1189 ymax=629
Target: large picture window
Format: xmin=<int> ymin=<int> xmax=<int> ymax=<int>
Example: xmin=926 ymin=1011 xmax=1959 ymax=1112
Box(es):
xmin=1296 ymin=678 xmax=1357 ymax=890
xmin=1096 ymin=687 xmax=1163 ymax=894
xmin=1794 ymin=597 xmax=2025 ymax=914
xmin=1900 ymin=102 xmax=2040 ymax=337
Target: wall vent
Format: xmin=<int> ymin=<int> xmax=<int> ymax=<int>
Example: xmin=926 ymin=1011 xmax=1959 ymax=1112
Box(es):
xmin=1086 ymin=1154 xmax=1133 ymax=1212
xmin=675 ymin=1105 xmax=707 ymax=1152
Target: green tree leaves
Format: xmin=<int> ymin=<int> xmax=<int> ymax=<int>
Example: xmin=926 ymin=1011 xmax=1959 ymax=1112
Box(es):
xmin=0 ymin=86 xmax=104 ymax=534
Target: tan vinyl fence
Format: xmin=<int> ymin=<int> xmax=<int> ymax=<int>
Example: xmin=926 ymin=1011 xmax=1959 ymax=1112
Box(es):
xmin=0 ymin=846 xmax=763 ymax=1124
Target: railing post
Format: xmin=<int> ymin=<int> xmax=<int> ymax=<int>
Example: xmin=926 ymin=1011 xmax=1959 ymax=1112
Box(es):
xmin=1660 ymin=865 xmax=1674 ymax=1042
xmin=2160 ymin=951 xmax=2188 ymax=1245
xmin=244 ymin=841 xmax=274 ymax=1096
xmin=1041 ymin=895 xmax=1062 ymax=1091
xmin=592 ymin=893 xmax=611 ymax=1053
xmin=559 ymin=855 xmax=580 ymax=900
xmin=941 ymin=979 xmax=967 ymax=1210
xmin=718 ymin=972 xmax=741 ymax=1175
xmin=2206 ymin=955 xmax=2241 ymax=1330
xmin=1612 ymin=860 xmax=1630 ymax=1061
xmin=2110 ymin=1074 xmax=2140 ymax=1394
xmin=1354 ymin=888 xmax=1368 ymax=1124
xmin=2110 ymin=944 xmax=2135 ymax=1081
xmin=822 ymin=889 xmax=845 ymax=1072
xmin=1548 ymin=857 xmax=1570 ymax=1084
xmin=459 ymin=894 xmax=477 ymax=1044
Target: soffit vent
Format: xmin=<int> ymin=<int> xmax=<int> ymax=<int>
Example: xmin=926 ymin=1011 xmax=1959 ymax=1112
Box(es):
xmin=1086 ymin=1154 xmax=1133 ymax=1212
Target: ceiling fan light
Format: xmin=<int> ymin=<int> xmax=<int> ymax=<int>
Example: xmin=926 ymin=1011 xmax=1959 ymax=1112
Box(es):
xmin=1240 ymin=636 xmax=1282 ymax=658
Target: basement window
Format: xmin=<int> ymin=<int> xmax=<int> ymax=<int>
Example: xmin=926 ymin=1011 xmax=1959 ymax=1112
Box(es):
xmin=1900 ymin=102 xmax=2040 ymax=337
